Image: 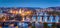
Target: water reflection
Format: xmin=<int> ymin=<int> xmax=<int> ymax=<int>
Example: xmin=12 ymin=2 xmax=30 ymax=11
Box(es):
xmin=18 ymin=22 xmax=28 ymax=28
xmin=49 ymin=15 xmax=53 ymax=22
xmin=43 ymin=16 xmax=48 ymax=22
xmin=55 ymin=16 xmax=59 ymax=23
xmin=1 ymin=12 xmax=60 ymax=28
xmin=32 ymin=16 xmax=36 ymax=22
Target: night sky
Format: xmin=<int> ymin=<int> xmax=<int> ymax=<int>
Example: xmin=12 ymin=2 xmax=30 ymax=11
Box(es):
xmin=0 ymin=0 xmax=60 ymax=8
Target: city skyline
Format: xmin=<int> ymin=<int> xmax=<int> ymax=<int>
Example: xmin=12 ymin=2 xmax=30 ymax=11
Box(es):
xmin=0 ymin=0 xmax=60 ymax=8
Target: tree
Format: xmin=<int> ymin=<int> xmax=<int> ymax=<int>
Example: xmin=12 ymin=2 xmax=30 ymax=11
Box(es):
xmin=47 ymin=11 xmax=60 ymax=16
xmin=31 ymin=22 xmax=36 ymax=28
xmin=51 ymin=23 xmax=56 ymax=28
xmin=43 ymin=22 xmax=48 ymax=28
xmin=56 ymin=24 xmax=60 ymax=28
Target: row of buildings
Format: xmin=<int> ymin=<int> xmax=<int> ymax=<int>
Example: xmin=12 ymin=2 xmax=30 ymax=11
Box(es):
xmin=0 ymin=7 xmax=60 ymax=23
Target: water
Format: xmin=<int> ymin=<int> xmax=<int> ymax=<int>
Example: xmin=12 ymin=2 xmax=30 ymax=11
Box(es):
xmin=2 ymin=13 xmax=60 ymax=28
xmin=17 ymin=22 xmax=28 ymax=28
xmin=2 ymin=27 xmax=8 ymax=28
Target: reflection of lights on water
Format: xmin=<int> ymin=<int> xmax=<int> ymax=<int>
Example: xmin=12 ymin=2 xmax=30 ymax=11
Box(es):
xmin=23 ymin=23 xmax=28 ymax=27
xmin=19 ymin=22 xmax=22 ymax=26
xmin=18 ymin=22 xmax=28 ymax=28
xmin=44 ymin=16 xmax=47 ymax=22
xmin=32 ymin=16 xmax=36 ymax=22
xmin=37 ymin=16 xmax=40 ymax=22
xmin=50 ymin=15 xmax=53 ymax=22
xmin=55 ymin=16 xmax=59 ymax=23
xmin=48 ymin=24 xmax=52 ymax=26
xmin=40 ymin=17 xmax=42 ymax=22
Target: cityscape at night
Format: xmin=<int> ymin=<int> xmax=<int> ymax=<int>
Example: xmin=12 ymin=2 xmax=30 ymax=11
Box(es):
xmin=0 ymin=0 xmax=60 ymax=28
xmin=0 ymin=7 xmax=60 ymax=28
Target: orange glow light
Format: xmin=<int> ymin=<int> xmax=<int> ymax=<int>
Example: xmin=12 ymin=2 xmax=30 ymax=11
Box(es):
xmin=19 ymin=9 xmax=22 ymax=14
